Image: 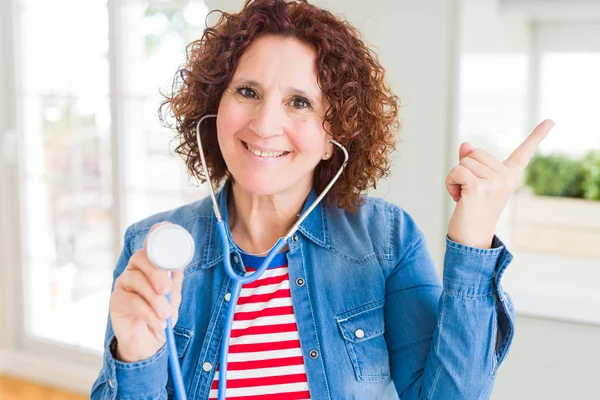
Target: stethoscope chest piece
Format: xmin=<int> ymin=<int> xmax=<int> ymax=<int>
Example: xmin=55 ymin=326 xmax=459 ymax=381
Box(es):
xmin=146 ymin=224 xmax=195 ymax=271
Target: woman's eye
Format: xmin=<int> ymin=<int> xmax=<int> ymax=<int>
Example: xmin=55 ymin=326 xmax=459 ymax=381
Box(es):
xmin=237 ymin=87 xmax=258 ymax=99
xmin=291 ymin=96 xmax=311 ymax=109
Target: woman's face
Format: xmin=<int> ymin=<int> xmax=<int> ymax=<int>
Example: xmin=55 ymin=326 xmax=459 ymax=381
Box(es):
xmin=216 ymin=34 xmax=333 ymax=197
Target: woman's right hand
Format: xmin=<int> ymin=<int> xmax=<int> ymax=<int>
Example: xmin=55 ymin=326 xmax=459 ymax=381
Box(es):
xmin=109 ymin=222 xmax=185 ymax=362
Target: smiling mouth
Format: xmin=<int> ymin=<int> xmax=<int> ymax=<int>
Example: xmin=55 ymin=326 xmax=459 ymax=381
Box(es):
xmin=242 ymin=141 xmax=290 ymax=158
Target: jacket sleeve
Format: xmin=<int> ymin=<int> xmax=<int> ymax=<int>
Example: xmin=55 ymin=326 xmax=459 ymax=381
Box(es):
xmin=384 ymin=208 xmax=515 ymax=400
xmin=90 ymin=227 xmax=170 ymax=400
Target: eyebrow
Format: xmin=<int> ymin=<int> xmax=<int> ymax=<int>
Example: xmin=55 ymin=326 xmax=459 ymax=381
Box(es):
xmin=232 ymin=78 xmax=321 ymax=104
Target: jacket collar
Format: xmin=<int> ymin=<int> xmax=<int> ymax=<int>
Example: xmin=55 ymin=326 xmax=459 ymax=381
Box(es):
xmin=202 ymin=180 xmax=329 ymax=268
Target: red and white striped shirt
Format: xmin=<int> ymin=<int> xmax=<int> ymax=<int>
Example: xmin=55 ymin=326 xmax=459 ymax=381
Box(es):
xmin=209 ymin=251 xmax=311 ymax=400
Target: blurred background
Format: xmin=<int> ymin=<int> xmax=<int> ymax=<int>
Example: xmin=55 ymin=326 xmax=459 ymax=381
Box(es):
xmin=0 ymin=0 xmax=598 ymax=399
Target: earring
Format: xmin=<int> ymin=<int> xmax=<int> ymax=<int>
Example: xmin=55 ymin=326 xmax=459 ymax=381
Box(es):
xmin=324 ymin=153 xmax=330 ymax=159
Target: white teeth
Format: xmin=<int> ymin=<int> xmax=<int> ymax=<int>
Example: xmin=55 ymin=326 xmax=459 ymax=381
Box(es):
xmin=245 ymin=143 xmax=287 ymax=158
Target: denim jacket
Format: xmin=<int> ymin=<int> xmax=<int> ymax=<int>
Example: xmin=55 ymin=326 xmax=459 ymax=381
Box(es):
xmin=91 ymin=181 xmax=515 ymax=400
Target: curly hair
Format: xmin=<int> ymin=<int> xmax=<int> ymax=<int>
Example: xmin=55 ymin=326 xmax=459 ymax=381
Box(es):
xmin=159 ymin=0 xmax=400 ymax=213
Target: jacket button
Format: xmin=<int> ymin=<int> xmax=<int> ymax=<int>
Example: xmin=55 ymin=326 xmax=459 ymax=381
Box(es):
xmin=292 ymin=234 xmax=299 ymax=242
xmin=309 ymin=350 xmax=318 ymax=359
xmin=108 ymin=378 xmax=115 ymax=389
xmin=233 ymin=254 xmax=239 ymax=264
xmin=224 ymin=292 xmax=231 ymax=302
xmin=354 ymin=329 xmax=365 ymax=339
xmin=202 ymin=362 xmax=213 ymax=372
xmin=295 ymin=278 xmax=305 ymax=287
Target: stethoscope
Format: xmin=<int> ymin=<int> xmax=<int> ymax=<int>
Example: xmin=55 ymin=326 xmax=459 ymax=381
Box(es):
xmin=145 ymin=114 xmax=349 ymax=400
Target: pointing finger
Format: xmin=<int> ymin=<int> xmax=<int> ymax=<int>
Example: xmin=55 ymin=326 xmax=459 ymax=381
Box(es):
xmin=504 ymin=119 xmax=554 ymax=171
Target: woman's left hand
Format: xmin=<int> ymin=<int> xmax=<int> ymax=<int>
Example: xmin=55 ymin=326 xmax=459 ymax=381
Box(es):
xmin=446 ymin=119 xmax=555 ymax=249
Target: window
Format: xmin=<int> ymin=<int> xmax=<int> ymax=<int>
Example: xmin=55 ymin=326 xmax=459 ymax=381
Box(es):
xmin=15 ymin=0 xmax=209 ymax=354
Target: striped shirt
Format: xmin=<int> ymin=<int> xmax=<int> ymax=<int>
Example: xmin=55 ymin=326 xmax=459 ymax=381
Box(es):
xmin=209 ymin=251 xmax=311 ymax=400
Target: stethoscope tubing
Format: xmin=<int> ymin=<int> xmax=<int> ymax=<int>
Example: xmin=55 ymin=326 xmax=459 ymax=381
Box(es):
xmin=164 ymin=114 xmax=348 ymax=400
xmin=217 ymin=221 xmax=289 ymax=399
xmin=166 ymin=290 xmax=187 ymax=400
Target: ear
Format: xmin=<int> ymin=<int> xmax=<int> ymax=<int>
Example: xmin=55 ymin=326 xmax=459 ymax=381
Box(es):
xmin=323 ymin=136 xmax=335 ymax=160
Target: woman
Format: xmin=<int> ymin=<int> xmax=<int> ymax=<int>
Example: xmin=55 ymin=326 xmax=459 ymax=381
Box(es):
xmin=91 ymin=0 xmax=553 ymax=399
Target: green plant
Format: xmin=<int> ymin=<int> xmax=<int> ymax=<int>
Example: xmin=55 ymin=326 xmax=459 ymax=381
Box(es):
xmin=524 ymin=153 xmax=587 ymax=198
xmin=582 ymin=150 xmax=600 ymax=200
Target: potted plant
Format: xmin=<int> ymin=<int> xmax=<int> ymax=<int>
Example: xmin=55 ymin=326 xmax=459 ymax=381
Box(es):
xmin=511 ymin=150 xmax=600 ymax=258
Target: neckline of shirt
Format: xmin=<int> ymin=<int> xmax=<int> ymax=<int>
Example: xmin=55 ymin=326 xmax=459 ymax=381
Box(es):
xmin=240 ymin=251 xmax=289 ymax=269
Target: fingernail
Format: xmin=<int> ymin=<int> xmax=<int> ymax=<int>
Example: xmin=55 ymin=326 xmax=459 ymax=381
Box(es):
xmin=157 ymin=280 xmax=171 ymax=295
xmin=548 ymin=120 xmax=555 ymax=129
xmin=156 ymin=282 xmax=164 ymax=294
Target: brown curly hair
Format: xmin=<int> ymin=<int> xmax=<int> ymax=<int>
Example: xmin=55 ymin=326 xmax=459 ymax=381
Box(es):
xmin=159 ymin=0 xmax=400 ymax=213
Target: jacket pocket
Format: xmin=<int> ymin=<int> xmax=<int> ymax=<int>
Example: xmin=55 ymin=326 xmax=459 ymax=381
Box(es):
xmin=335 ymin=299 xmax=389 ymax=382
xmin=166 ymin=326 xmax=194 ymax=396
xmin=172 ymin=325 xmax=193 ymax=358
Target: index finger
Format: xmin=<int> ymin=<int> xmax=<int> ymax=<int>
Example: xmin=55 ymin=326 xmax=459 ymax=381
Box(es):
xmin=504 ymin=119 xmax=554 ymax=171
xmin=126 ymin=248 xmax=172 ymax=295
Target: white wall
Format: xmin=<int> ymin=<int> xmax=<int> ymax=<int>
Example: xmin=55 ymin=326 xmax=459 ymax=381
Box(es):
xmin=0 ymin=0 xmax=23 ymax=372
xmin=328 ymin=0 xmax=458 ymax=270
xmin=460 ymin=1 xmax=600 ymax=399
xmin=492 ymin=317 xmax=600 ymax=399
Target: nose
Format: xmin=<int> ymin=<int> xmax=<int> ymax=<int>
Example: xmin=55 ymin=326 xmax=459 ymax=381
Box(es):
xmin=248 ymin=99 xmax=285 ymax=139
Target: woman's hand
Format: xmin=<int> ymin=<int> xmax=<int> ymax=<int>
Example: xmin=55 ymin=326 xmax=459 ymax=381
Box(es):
xmin=446 ymin=119 xmax=555 ymax=249
xmin=109 ymin=222 xmax=185 ymax=362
